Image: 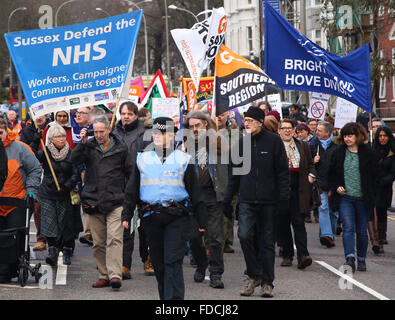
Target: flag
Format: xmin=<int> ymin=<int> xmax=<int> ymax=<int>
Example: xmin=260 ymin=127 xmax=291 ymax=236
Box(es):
xmin=264 ymin=2 xmax=372 ymax=113
xmin=171 ymin=7 xmax=227 ymax=90
xmin=214 ymin=45 xmax=279 ymax=115
xmin=5 ymin=11 xmax=143 ymax=120
xmin=139 ymin=70 xmax=169 ymax=115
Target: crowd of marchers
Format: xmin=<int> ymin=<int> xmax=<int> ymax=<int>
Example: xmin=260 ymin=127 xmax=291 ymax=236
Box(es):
xmin=0 ymin=101 xmax=393 ymax=300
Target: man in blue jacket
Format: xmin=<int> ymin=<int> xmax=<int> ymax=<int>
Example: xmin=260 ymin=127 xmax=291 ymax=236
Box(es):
xmin=223 ymin=106 xmax=289 ymax=298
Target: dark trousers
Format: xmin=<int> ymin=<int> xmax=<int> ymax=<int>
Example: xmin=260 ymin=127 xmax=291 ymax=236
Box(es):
xmin=123 ymin=226 xmax=150 ymax=269
xmin=0 ymin=206 xmax=26 ymax=282
xmin=189 ymin=188 xmax=224 ymax=275
xmin=278 ymin=188 xmax=309 ymax=261
xmin=376 ymin=207 xmax=388 ymax=242
xmin=238 ymin=203 xmax=276 ymax=288
xmin=142 ymin=212 xmax=189 ymax=300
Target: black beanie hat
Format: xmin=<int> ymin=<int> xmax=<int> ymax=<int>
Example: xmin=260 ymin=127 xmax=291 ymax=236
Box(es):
xmin=244 ymin=107 xmax=265 ymax=124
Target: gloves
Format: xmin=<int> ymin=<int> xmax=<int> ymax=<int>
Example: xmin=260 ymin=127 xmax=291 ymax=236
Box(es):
xmin=25 ymin=191 xmax=38 ymax=202
xmin=222 ymin=202 xmax=233 ymax=220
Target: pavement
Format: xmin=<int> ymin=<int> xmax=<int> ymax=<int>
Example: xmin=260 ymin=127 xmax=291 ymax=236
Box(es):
xmin=0 ymin=209 xmax=394 ymax=301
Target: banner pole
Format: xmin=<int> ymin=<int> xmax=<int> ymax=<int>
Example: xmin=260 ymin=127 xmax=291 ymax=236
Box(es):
xmin=110 ymin=95 xmax=121 ymax=131
xmin=369 ymin=112 xmax=373 ymax=144
xmin=30 ymin=112 xmax=60 ymax=191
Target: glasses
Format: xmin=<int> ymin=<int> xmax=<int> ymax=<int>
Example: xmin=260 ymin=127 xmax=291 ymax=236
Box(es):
xmin=52 ymin=135 xmax=66 ymax=139
xmin=280 ymin=127 xmax=293 ymax=131
xmin=76 ymin=111 xmax=88 ymax=115
xmin=57 ymin=115 xmax=68 ymax=118
xmin=244 ymin=119 xmax=257 ymax=124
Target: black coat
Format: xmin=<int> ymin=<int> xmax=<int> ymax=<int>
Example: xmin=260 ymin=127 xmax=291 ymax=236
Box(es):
xmin=375 ymin=154 xmax=395 ymax=209
xmin=20 ymin=120 xmax=50 ymax=155
xmin=328 ymin=143 xmax=377 ymax=211
xmin=71 ymin=134 xmax=133 ymax=214
xmin=37 ymin=148 xmax=79 ymax=201
xmin=224 ymin=128 xmax=290 ymax=205
xmin=309 ymin=136 xmax=338 ymax=191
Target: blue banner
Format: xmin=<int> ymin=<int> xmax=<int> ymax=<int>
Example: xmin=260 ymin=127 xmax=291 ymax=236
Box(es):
xmin=264 ymin=2 xmax=372 ymax=113
xmin=5 ymin=11 xmax=142 ymax=119
xmin=262 ymin=0 xmax=281 ymax=18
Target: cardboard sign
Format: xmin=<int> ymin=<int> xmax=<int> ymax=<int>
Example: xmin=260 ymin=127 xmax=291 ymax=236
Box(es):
xmin=334 ymin=97 xmax=358 ymax=129
xmin=152 ymin=98 xmax=179 ymax=118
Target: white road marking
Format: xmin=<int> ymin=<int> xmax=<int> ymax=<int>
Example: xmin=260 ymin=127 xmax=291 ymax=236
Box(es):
xmin=0 ymin=283 xmax=39 ymax=289
xmin=55 ymin=252 xmax=67 ymax=285
xmin=315 ymin=260 xmax=390 ymax=300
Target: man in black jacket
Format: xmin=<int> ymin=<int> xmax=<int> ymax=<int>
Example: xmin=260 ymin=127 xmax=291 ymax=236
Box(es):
xmin=309 ymin=120 xmax=338 ymax=248
xmin=71 ymin=115 xmax=133 ymax=291
xmin=223 ymin=107 xmax=289 ymax=298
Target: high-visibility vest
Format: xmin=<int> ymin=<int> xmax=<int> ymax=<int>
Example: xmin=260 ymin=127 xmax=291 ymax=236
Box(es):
xmin=137 ymin=150 xmax=191 ymax=206
xmin=7 ymin=120 xmax=22 ymax=140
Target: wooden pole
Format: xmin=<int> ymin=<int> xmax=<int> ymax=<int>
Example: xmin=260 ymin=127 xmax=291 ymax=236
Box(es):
xmin=110 ymin=95 xmax=121 ymax=131
xmin=31 ymin=115 xmax=60 ymax=191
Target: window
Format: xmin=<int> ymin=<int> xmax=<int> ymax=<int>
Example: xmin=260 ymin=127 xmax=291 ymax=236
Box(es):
xmin=379 ymin=50 xmax=386 ymax=100
xmin=247 ymin=26 xmax=253 ymax=53
xmin=315 ymin=29 xmax=321 ymax=39
xmin=392 ymin=47 xmax=395 ymax=100
xmin=390 ymin=23 xmax=395 ymax=41
xmin=378 ymin=5 xmax=385 ymax=16
xmin=247 ymin=0 xmax=252 ymax=5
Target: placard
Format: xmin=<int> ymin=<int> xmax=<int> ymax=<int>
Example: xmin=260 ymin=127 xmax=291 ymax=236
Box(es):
xmin=334 ymin=97 xmax=358 ymax=129
xmin=308 ymin=92 xmax=330 ymax=120
xmin=152 ymin=98 xmax=180 ymax=118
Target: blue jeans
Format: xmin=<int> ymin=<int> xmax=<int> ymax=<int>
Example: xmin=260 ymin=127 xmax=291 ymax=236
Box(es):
xmin=339 ymin=197 xmax=370 ymax=260
xmin=319 ymin=191 xmax=339 ymax=239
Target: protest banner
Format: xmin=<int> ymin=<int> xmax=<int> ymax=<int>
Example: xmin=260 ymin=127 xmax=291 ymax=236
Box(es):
xmin=334 ymin=97 xmax=358 ymax=129
xmin=308 ymin=92 xmax=330 ymax=120
xmin=152 ymin=98 xmax=180 ymax=118
xmin=139 ymin=70 xmax=170 ymax=115
xmin=171 ymin=7 xmax=227 ymax=90
xmin=266 ymin=93 xmax=283 ymax=119
xmin=129 ymin=76 xmax=146 ymax=103
xmin=215 ymin=44 xmax=279 ymax=115
xmin=5 ymin=11 xmax=142 ymax=120
xmin=264 ymin=2 xmax=372 ymax=113
xmin=183 ymin=77 xmax=214 ymax=110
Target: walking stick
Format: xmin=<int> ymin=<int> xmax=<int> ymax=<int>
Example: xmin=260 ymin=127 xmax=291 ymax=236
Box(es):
xmin=30 ymin=113 xmax=60 ymax=191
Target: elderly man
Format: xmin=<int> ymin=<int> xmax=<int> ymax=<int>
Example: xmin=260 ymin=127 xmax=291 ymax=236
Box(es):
xmin=6 ymin=109 xmax=23 ymax=140
xmin=309 ymin=121 xmax=339 ymax=248
xmin=71 ymin=115 xmax=133 ymax=290
xmin=223 ymin=106 xmax=289 ymax=298
xmin=70 ymin=107 xmax=91 ymax=145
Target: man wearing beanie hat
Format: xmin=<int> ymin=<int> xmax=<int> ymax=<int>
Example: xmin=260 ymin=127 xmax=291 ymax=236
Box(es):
xmin=122 ymin=117 xmax=207 ymax=300
xmin=223 ymin=106 xmax=290 ymax=298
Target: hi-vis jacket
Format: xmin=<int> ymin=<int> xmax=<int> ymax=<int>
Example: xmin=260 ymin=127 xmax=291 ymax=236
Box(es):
xmin=122 ymin=148 xmax=208 ymax=230
xmin=7 ymin=120 xmax=23 ymax=140
xmin=0 ymin=132 xmax=42 ymax=216
xmin=137 ymin=149 xmax=191 ymax=205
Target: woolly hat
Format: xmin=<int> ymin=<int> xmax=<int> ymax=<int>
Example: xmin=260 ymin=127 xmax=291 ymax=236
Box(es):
xmin=267 ymin=110 xmax=281 ymax=122
xmin=244 ymin=107 xmax=265 ymax=124
xmin=296 ymin=122 xmax=310 ymax=132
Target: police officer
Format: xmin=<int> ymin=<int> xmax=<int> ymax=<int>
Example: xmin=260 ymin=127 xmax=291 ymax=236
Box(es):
xmin=122 ymin=117 xmax=207 ymax=300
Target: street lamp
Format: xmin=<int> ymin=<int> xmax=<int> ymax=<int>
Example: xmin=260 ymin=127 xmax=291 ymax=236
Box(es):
xmin=168 ymin=5 xmax=199 ymax=23
xmin=8 ymin=6 xmax=27 ymax=114
xmin=95 ymin=7 xmax=111 ymax=17
xmin=55 ymin=0 xmax=81 ymax=27
xmin=127 ymin=1 xmax=150 ymax=84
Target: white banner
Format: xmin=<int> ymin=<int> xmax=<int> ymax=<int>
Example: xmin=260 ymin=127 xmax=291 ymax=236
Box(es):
xmin=334 ymin=97 xmax=358 ymax=129
xmin=171 ymin=7 xmax=227 ymax=91
xmin=266 ymin=94 xmax=283 ymax=119
xmin=308 ymin=92 xmax=330 ymax=120
xmin=152 ymin=98 xmax=180 ymax=118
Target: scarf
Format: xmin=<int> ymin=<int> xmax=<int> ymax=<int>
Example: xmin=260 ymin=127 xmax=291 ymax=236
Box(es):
xmin=2 ymin=131 xmax=18 ymax=148
xmin=47 ymin=141 xmax=69 ymax=161
xmin=283 ymin=139 xmax=299 ymax=169
xmin=319 ymin=134 xmax=333 ymax=150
